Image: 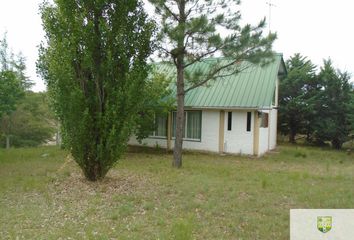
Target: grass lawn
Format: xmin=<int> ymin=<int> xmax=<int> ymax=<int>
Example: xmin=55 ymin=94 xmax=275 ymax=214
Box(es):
xmin=0 ymin=145 xmax=353 ymax=239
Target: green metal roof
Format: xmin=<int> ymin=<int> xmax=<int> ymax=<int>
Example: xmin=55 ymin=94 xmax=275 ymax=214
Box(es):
xmin=156 ymin=54 xmax=286 ymax=109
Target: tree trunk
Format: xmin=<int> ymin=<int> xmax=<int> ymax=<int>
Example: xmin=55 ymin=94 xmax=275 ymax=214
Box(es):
xmin=288 ymin=116 xmax=297 ymax=143
xmin=5 ymin=135 xmax=10 ymax=149
xmin=306 ymin=132 xmax=311 ymax=143
xmin=173 ymin=63 xmax=185 ymax=168
xmin=56 ymin=123 xmax=61 ymax=146
xmin=83 ymin=157 xmax=106 ymax=181
xmin=289 ymin=133 xmax=296 ymax=144
xmin=289 ymin=127 xmax=296 ymax=143
xmin=172 ymin=0 xmax=186 ymax=168
xmin=85 ymin=163 xmax=103 ymax=181
xmin=331 ymin=138 xmax=342 ymax=150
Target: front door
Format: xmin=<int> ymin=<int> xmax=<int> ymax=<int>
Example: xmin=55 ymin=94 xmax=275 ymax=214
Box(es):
xmin=223 ymin=111 xmax=254 ymax=154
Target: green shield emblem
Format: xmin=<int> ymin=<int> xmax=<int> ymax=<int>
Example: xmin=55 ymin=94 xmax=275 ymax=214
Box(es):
xmin=317 ymin=216 xmax=332 ymax=233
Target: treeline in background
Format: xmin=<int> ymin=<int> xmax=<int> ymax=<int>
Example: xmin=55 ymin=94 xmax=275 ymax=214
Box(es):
xmin=0 ymin=34 xmax=56 ymax=148
xmin=278 ymin=54 xmax=354 ymax=149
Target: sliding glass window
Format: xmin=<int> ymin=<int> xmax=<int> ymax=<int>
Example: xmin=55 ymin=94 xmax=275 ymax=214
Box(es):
xmin=172 ymin=111 xmax=202 ymax=141
xmin=151 ymin=115 xmax=167 ymax=137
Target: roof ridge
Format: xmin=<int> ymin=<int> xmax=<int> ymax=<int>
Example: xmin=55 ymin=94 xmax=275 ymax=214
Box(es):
xmin=151 ymin=53 xmax=283 ymax=65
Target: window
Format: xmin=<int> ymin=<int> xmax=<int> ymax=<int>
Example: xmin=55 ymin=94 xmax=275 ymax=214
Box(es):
xmin=152 ymin=115 xmax=167 ymax=137
xmin=246 ymin=112 xmax=251 ymax=132
xmin=187 ymin=111 xmax=201 ymax=139
xmin=260 ymin=112 xmax=269 ymax=128
xmin=227 ymin=112 xmax=232 ymax=131
xmin=172 ymin=111 xmax=201 ymax=140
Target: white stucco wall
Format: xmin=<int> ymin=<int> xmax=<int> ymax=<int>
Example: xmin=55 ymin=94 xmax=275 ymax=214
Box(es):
xmin=259 ymin=125 xmax=269 ymax=155
xmin=256 ymin=108 xmax=278 ymax=155
xmin=269 ymin=108 xmax=278 ymax=150
xmin=129 ymin=109 xmax=277 ymax=156
xmin=223 ymin=111 xmax=254 ymax=155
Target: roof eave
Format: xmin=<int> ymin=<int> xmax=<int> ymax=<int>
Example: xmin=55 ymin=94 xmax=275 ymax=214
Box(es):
xmin=186 ymin=106 xmax=274 ymax=110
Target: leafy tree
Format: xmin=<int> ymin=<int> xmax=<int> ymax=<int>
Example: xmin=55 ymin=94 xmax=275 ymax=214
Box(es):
xmin=0 ymin=33 xmax=32 ymax=92
xmin=148 ymin=0 xmax=276 ymax=167
xmin=349 ymin=84 xmax=354 ymax=133
xmin=0 ymin=92 xmax=56 ymax=147
xmin=12 ymin=53 xmax=34 ymax=90
xmin=0 ymin=71 xmax=23 ymax=148
xmin=0 ymin=71 xmax=23 ymax=118
xmin=349 ymin=85 xmax=354 ymax=151
xmin=314 ymin=60 xmax=352 ymax=149
xmin=0 ymin=33 xmax=26 ymax=117
xmin=38 ymin=0 xmax=154 ymax=181
xmin=133 ymin=69 xmax=174 ymax=142
xmin=0 ymin=33 xmax=31 ymax=148
xmin=278 ymin=53 xmax=317 ymax=143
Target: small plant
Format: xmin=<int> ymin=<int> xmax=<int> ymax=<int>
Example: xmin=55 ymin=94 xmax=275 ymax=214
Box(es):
xmin=171 ymin=218 xmax=194 ymax=240
xmin=110 ymin=213 xmax=119 ymax=221
xmin=143 ymin=201 xmax=154 ymax=211
xmin=294 ymin=151 xmax=307 ymax=158
xmin=119 ymin=203 xmax=135 ymax=217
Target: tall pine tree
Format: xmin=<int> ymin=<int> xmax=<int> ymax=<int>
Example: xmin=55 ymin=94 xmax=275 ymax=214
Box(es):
xmin=148 ymin=0 xmax=276 ymax=167
xmin=278 ymin=53 xmax=317 ymax=143
xmin=314 ymin=60 xmax=352 ymax=149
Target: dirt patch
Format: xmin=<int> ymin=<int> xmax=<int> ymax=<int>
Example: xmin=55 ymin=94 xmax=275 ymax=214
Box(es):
xmin=51 ymin=168 xmax=156 ymax=201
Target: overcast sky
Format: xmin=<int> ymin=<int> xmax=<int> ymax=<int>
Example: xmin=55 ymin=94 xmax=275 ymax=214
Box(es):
xmin=0 ymin=0 xmax=353 ymax=92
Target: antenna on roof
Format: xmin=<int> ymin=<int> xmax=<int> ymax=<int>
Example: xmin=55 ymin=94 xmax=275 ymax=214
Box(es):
xmin=266 ymin=0 xmax=276 ymax=34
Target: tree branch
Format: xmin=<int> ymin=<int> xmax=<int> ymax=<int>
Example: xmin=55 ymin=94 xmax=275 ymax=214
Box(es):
xmin=157 ymin=45 xmax=173 ymax=56
xmin=183 ymin=46 xmax=221 ymax=68
xmin=185 ymin=0 xmax=200 ymax=18
xmin=163 ymin=3 xmax=179 ymax=22
xmin=184 ymin=59 xmax=251 ymax=93
xmin=184 ymin=39 xmax=272 ymax=94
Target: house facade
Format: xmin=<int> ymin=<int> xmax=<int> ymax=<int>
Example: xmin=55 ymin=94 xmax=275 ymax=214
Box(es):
xmin=129 ymin=54 xmax=286 ymax=156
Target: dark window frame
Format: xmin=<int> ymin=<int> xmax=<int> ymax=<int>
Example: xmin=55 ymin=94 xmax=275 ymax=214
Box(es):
xmin=246 ymin=112 xmax=252 ymax=132
xmin=227 ymin=112 xmax=232 ymax=131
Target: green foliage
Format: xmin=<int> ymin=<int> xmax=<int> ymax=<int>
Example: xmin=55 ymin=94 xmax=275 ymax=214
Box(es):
xmin=134 ymin=69 xmax=174 ymax=142
xmin=278 ymin=53 xmax=317 ymax=143
xmin=0 ymin=33 xmax=33 ymax=149
xmin=149 ymin=0 xmax=276 ymax=91
xmin=37 ymin=0 xmax=154 ymax=180
xmin=313 ymin=60 xmax=352 ymax=149
xmin=0 ymin=92 xmax=56 ymax=147
xmin=349 ymin=85 xmax=354 ymax=134
xmin=0 ymin=33 xmax=32 ymax=119
xmin=11 ymin=53 xmax=34 ymax=91
xmin=0 ymin=70 xmax=23 ymax=117
xmin=279 ymin=54 xmax=353 ymax=149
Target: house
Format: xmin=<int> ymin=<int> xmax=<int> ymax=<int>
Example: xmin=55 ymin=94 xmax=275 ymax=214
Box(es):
xmin=129 ymin=54 xmax=286 ymax=156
